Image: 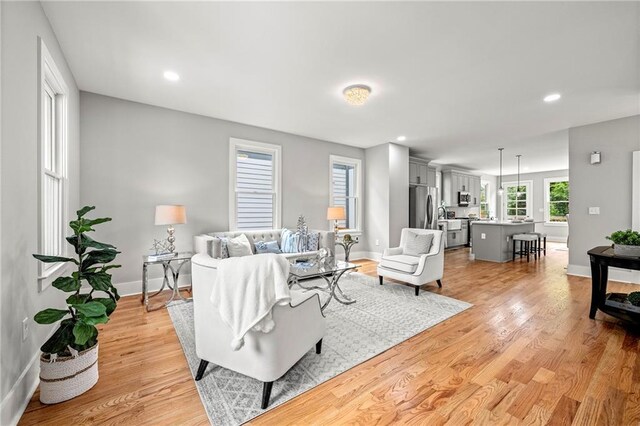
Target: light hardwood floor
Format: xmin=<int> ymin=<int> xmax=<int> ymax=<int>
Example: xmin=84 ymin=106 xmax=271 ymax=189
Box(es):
xmin=20 ymin=244 xmax=640 ymax=425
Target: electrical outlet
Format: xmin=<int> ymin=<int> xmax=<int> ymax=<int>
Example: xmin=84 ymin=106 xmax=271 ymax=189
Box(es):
xmin=589 ymin=207 xmax=600 ymax=215
xmin=375 ymin=239 xmax=379 ymax=246
xmin=22 ymin=317 xmax=29 ymax=341
xmin=481 ymin=233 xmax=486 ymax=239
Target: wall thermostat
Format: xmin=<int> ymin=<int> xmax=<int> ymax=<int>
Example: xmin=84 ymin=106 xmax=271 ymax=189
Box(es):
xmin=590 ymin=151 xmax=601 ymax=165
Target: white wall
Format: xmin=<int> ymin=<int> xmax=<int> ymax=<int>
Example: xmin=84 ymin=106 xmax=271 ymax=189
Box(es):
xmin=388 ymin=143 xmax=409 ymax=247
xmin=1 ymin=2 xmax=80 ymax=423
xmin=364 ymin=144 xmax=390 ymax=254
xmin=568 ymin=115 xmax=640 ymax=283
xmin=501 ymin=169 xmax=570 ymax=242
xmin=79 ymin=92 xmax=366 ymax=289
xmin=364 ymin=143 xmax=409 ymax=254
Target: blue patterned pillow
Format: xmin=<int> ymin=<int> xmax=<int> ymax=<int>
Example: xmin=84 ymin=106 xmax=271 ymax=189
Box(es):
xmin=280 ymin=229 xmax=299 ymax=253
xmin=214 ymin=237 xmax=229 ymax=259
xmin=307 ymin=232 xmax=320 ymax=251
xmin=255 ymin=240 xmax=282 ymax=254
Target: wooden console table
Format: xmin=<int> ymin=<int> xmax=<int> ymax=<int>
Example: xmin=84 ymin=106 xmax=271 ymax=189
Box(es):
xmin=588 ymin=246 xmax=640 ymax=324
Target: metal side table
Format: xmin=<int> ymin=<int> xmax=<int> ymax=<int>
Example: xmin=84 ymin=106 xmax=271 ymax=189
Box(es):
xmin=142 ymin=251 xmax=193 ymax=311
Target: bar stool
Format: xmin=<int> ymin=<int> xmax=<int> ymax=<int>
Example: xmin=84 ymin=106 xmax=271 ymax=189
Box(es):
xmin=526 ymin=232 xmax=547 ymax=256
xmin=512 ymin=234 xmax=538 ymax=262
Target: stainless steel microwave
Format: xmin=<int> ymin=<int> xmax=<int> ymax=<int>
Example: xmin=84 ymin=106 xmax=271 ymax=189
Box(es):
xmin=458 ymin=191 xmax=470 ymax=206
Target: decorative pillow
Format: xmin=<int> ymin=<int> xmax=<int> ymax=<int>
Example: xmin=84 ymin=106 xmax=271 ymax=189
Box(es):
xmin=226 ymin=234 xmax=253 ymax=257
xmin=255 ymin=240 xmax=282 ymax=254
xmin=404 ymin=232 xmax=434 ymax=256
xmin=280 ymin=228 xmax=299 ymax=253
xmin=215 ymin=237 xmax=229 ymax=259
xmin=307 ymin=232 xmax=320 ymax=251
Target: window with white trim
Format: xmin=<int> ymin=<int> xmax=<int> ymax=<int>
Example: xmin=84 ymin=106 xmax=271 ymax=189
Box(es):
xmin=503 ymin=181 xmax=532 ymax=219
xmin=229 ymin=138 xmax=281 ymax=230
xmin=330 ymin=155 xmax=362 ymax=232
xmin=480 ymin=181 xmax=490 ymax=218
xmin=39 ymin=38 xmax=69 ymax=288
xmin=544 ymin=177 xmax=569 ymax=224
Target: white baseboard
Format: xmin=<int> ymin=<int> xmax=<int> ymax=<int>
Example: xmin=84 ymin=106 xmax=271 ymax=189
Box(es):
xmin=547 ymin=236 xmax=567 ymax=243
xmin=338 ymin=250 xmax=381 ymax=262
xmin=113 ymin=274 xmax=192 ymax=297
xmin=567 ymin=264 xmax=640 ymax=284
xmin=0 ymin=340 xmax=49 ymax=425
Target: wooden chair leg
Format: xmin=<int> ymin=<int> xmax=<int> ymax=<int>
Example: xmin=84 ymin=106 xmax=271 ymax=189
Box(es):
xmin=415 ymin=286 xmax=420 ymax=296
xmin=544 ymin=237 xmax=547 ymax=256
xmin=526 ymin=241 xmax=530 ymax=262
xmin=513 ymin=239 xmax=516 ymax=261
xmin=261 ymin=381 xmax=274 ymax=409
xmin=437 ymin=279 xmax=443 ymax=288
xmin=379 ymin=275 xmax=383 ymax=285
xmin=316 ymin=339 xmax=323 ymax=354
xmin=195 ymin=360 xmax=209 ymax=381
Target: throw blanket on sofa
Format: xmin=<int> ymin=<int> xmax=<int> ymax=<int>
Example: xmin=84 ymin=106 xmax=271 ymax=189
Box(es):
xmin=211 ymin=253 xmax=291 ymax=351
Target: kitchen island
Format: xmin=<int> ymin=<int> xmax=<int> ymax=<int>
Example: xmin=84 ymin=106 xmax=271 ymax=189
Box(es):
xmin=471 ymin=221 xmax=539 ymax=262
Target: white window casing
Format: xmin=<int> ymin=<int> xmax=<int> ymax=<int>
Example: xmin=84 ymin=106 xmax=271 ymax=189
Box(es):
xmin=544 ymin=177 xmax=569 ymax=226
xmin=502 ymin=180 xmax=533 ymax=219
xmin=38 ymin=38 xmax=69 ymax=291
xmin=329 ymin=155 xmax=362 ymax=234
xmin=229 ymin=138 xmax=282 ymax=231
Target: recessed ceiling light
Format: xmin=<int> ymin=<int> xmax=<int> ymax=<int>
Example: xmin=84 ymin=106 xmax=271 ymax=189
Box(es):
xmin=397 ymin=136 xmax=407 ymax=142
xmin=343 ymin=84 xmax=371 ymax=106
xmin=163 ymin=71 xmax=180 ymax=82
xmin=543 ymin=93 xmax=561 ymax=103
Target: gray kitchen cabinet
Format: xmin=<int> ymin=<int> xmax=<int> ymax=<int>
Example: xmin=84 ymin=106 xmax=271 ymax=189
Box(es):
xmin=426 ymin=167 xmax=436 ymax=187
xmin=442 ymin=170 xmax=482 ymax=207
xmin=409 ymin=162 xmax=419 ymax=185
xmin=418 ymin=163 xmax=429 ymax=186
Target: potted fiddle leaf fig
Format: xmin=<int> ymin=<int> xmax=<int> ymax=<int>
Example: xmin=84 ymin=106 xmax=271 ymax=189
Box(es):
xmin=606 ymin=229 xmax=640 ymax=257
xmin=33 ymin=206 xmax=120 ymax=404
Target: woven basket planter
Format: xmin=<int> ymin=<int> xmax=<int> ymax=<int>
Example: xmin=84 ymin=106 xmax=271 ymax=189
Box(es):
xmin=39 ymin=344 xmax=99 ymax=404
xmin=613 ymin=244 xmax=640 ymax=258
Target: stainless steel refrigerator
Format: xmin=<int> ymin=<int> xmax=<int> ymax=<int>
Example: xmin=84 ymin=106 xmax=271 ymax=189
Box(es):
xmin=409 ymin=186 xmax=438 ymax=229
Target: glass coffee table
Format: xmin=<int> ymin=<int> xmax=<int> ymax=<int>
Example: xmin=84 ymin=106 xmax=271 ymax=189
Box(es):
xmin=288 ymin=260 xmax=358 ymax=312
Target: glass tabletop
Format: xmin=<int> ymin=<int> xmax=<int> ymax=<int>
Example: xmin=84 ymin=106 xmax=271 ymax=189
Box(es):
xmin=288 ymin=259 xmax=358 ymax=279
xmin=143 ymin=251 xmax=194 ymax=264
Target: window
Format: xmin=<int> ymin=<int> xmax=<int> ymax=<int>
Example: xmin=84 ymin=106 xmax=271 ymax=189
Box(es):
xmin=229 ymin=138 xmax=281 ymax=230
xmin=503 ymin=181 xmax=532 ymax=219
xmin=330 ymin=155 xmax=362 ymax=232
xmin=544 ymin=177 xmax=569 ymax=224
xmin=38 ymin=38 xmax=69 ymax=289
xmin=480 ymin=181 xmax=490 ymax=218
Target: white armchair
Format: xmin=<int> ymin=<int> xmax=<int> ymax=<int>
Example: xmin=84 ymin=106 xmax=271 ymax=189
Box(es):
xmin=377 ymin=229 xmax=445 ymax=296
xmin=191 ymin=254 xmax=326 ymax=408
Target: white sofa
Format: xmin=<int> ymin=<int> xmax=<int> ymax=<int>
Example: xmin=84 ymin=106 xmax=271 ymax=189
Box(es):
xmin=377 ymin=228 xmax=445 ymax=296
xmin=194 ymin=229 xmax=335 ymax=260
xmin=191 ymin=253 xmax=326 ymax=408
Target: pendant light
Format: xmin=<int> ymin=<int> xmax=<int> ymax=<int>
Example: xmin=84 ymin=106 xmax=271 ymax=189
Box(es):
xmin=516 ymin=154 xmax=522 ymax=209
xmin=497 ymin=148 xmax=504 ymax=196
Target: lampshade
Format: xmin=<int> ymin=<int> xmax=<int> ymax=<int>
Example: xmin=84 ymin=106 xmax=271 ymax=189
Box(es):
xmin=327 ymin=206 xmax=346 ymax=221
xmin=155 ymin=205 xmax=187 ymax=225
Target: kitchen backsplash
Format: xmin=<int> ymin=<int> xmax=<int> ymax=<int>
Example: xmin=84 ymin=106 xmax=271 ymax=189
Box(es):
xmin=447 ymin=207 xmax=481 ymax=218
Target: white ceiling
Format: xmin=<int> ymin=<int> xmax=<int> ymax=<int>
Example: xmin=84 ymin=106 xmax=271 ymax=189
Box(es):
xmin=42 ymin=1 xmax=639 ymax=174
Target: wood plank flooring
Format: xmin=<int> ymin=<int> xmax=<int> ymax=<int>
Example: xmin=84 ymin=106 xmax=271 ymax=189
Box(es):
xmin=20 ymin=244 xmax=640 ymax=425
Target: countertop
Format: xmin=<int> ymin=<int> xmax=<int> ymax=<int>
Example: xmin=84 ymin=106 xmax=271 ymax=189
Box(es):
xmin=470 ymin=220 xmax=542 ymax=226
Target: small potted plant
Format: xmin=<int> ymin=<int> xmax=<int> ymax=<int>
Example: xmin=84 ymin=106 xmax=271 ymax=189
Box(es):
xmin=606 ymin=229 xmax=640 ymax=257
xmin=32 ymin=206 xmax=120 ymax=404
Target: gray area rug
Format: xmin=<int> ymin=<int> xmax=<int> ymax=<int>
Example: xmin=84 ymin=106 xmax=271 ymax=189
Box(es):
xmin=167 ymin=272 xmax=472 ymax=425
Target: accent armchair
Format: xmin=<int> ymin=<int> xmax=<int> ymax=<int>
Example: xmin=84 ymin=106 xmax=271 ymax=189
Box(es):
xmin=190 ymin=253 xmax=326 ymax=409
xmin=377 ymin=229 xmax=445 ymax=296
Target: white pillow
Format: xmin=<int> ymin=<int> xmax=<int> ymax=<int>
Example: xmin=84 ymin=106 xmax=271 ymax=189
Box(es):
xmin=226 ymin=234 xmax=253 ymax=257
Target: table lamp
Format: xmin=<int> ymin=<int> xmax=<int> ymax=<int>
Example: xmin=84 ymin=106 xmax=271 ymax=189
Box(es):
xmin=155 ymin=205 xmax=187 ymax=253
xmin=327 ymin=206 xmax=346 ymax=234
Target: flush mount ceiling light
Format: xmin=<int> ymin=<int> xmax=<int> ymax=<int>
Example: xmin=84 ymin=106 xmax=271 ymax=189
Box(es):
xmin=343 ymin=84 xmax=371 ymax=106
xmin=163 ymin=71 xmax=180 ymax=82
xmin=397 ymin=136 xmax=407 ymax=142
xmin=543 ymin=93 xmax=561 ymax=103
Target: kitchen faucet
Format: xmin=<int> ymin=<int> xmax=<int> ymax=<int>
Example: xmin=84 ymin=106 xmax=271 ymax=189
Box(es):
xmin=438 ymin=205 xmax=447 ymax=220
